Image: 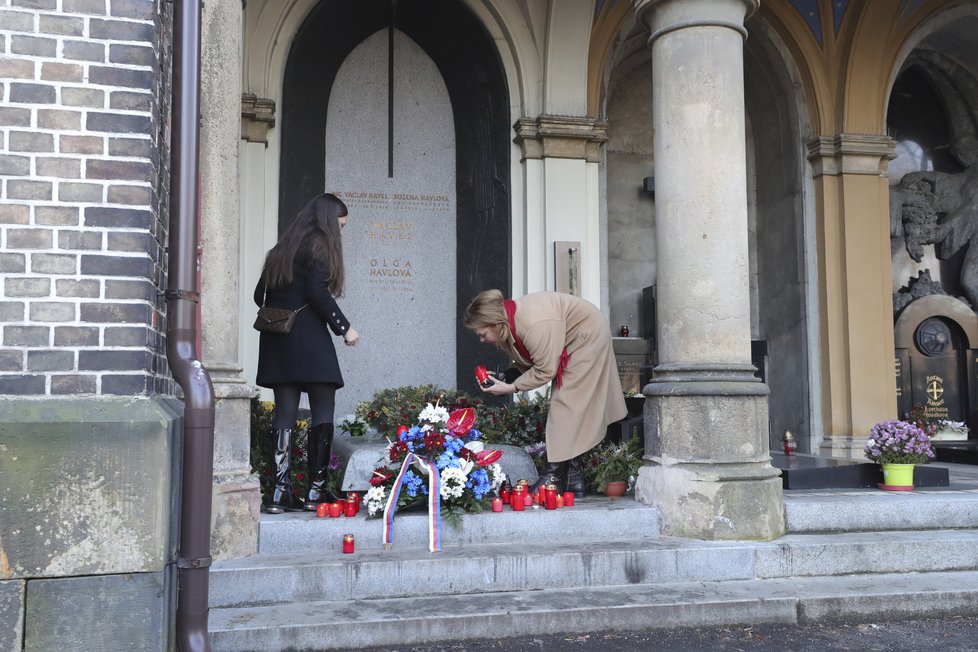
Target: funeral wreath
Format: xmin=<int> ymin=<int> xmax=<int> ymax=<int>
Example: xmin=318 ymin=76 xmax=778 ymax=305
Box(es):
xmin=364 ymin=402 xmax=506 ymax=522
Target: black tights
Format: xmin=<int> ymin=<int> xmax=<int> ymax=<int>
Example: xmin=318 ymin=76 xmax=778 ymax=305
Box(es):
xmin=271 ymin=383 xmax=337 ymax=429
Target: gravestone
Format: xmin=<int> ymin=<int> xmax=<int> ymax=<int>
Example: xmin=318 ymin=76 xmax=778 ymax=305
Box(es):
xmin=333 ymin=434 xmax=539 ymax=492
xmin=326 ymin=30 xmax=457 ymax=418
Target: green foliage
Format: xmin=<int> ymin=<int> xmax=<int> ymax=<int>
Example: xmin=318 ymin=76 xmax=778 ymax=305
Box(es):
xmin=338 ymin=416 xmax=367 ymax=437
xmin=354 ymin=384 xmax=550 ymax=450
xmin=483 ymin=393 xmax=551 ymax=448
xmin=354 ymin=385 xmax=471 ymax=437
xmin=584 ymin=439 xmax=643 ymax=492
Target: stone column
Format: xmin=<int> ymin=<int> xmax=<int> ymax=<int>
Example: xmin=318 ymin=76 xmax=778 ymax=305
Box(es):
xmin=513 ymin=115 xmax=607 ymax=300
xmin=199 ymin=0 xmax=260 ymax=559
xmin=632 ymin=0 xmax=784 ymax=540
xmin=807 ymin=134 xmax=897 ymax=457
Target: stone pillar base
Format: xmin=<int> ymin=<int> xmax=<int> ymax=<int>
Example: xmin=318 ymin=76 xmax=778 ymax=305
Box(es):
xmin=211 ymin=477 xmax=261 ymax=560
xmin=635 ymin=367 xmax=785 ymax=541
xmin=209 ymin=378 xmax=260 ymax=560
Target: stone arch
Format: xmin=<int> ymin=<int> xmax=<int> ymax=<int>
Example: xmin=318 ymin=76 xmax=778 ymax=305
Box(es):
xmin=598 ymin=5 xmax=817 ymax=450
xmin=887 ymin=5 xmax=978 ymax=311
xmin=278 ymin=0 xmax=512 ymax=393
xmin=743 ymin=17 xmax=819 ymax=452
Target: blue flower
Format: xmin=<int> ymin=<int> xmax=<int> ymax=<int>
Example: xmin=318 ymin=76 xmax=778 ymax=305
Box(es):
xmin=468 ymin=428 xmax=482 ymax=440
xmin=404 ymin=471 xmax=423 ymax=497
xmin=436 ymin=451 xmax=460 ymax=470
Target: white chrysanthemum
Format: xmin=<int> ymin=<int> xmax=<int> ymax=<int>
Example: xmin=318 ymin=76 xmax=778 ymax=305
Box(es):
xmin=486 ymin=463 xmax=505 ymax=490
xmin=440 ymin=467 xmax=467 ymax=499
xmin=364 ymin=486 xmax=388 ymax=516
xmin=419 ymin=402 xmax=449 ymax=424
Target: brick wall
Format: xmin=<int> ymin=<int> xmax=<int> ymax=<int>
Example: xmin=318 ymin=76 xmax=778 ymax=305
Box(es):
xmin=0 ymin=0 xmax=172 ymax=396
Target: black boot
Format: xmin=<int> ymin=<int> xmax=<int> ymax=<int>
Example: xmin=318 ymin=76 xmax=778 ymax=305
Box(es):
xmin=304 ymin=422 xmax=340 ymax=510
xmin=264 ymin=428 xmax=304 ymax=514
xmin=529 ymin=454 xmax=567 ymax=494
xmin=566 ymin=455 xmax=586 ymax=499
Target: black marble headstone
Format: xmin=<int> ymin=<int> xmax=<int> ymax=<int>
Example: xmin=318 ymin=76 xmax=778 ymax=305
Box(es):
xmin=771 ymin=452 xmax=949 ymax=489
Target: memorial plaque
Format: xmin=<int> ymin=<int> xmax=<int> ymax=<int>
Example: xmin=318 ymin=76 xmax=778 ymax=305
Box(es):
xmin=326 ymin=30 xmax=457 ymax=417
xmin=613 ymin=337 xmax=653 ymax=395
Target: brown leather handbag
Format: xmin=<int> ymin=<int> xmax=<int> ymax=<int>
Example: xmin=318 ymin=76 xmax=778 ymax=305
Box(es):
xmin=253 ymin=286 xmax=308 ymax=334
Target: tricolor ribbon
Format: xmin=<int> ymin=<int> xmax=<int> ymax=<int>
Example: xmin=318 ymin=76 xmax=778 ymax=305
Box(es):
xmin=382 ymin=452 xmax=442 ymax=553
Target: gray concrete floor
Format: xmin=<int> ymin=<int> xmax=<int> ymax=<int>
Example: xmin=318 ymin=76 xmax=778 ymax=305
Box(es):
xmin=362 ymin=616 xmax=978 ymax=651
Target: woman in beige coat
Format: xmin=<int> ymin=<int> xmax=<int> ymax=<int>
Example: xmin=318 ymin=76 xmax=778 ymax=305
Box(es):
xmin=463 ymin=289 xmax=627 ymax=497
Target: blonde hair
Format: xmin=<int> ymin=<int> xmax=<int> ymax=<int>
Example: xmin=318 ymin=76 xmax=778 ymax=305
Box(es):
xmin=463 ymin=289 xmax=512 ymax=347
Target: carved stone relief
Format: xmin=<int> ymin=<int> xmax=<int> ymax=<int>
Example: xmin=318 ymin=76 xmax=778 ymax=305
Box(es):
xmin=891 ymin=51 xmax=978 ymax=313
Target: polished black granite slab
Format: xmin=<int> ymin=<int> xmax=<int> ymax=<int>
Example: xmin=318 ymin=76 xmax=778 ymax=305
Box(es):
xmin=770 ymin=452 xmax=949 ymax=490
xmin=934 ymin=442 xmax=978 ymax=465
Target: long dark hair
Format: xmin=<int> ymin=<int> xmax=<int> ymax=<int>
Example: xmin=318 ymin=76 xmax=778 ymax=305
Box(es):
xmin=262 ymin=193 xmax=347 ymax=296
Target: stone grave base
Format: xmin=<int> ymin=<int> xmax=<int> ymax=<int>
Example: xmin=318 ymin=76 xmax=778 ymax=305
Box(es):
xmin=334 ymin=434 xmax=540 ymax=491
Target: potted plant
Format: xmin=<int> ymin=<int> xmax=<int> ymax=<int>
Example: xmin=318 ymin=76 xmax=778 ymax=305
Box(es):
xmin=864 ymin=419 xmax=935 ymax=491
xmin=587 ymin=440 xmax=643 ymax=497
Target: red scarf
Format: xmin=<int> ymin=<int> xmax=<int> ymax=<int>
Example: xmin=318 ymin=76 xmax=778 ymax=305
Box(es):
xmin=503 ymin=299 xmax=572 ymax=389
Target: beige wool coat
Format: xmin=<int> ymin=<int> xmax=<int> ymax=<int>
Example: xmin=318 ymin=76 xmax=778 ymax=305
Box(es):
xmin=501 ymin=292 xmax=627 ymax=462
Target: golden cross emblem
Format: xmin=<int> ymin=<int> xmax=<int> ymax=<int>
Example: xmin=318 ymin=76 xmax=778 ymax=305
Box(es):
xmin=927 ymin=379 xmax=944 ymax=401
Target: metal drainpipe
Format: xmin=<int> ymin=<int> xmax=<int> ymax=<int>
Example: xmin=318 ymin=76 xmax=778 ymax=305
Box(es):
xmin=168 ymin=1 xmax=215 ymax=651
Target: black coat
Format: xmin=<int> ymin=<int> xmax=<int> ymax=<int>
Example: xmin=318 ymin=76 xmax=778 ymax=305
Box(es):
xmin=253 ymin=257 xmax=351 ymax=388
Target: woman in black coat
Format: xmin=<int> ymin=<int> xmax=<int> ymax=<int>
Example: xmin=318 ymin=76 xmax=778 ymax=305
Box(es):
xmin=254 ymin=193 xmax=359 ymax=513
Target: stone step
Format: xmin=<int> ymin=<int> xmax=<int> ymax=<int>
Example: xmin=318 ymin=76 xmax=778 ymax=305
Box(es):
xmin=210 ymin=537 xmax=750 ymax=609
xmin=257 ymin=497 xmax=660 ymax=553
xmin=784 ymin=488 xmax=978 ymax=532
xmin=211 ymin=529 xmax=978 ymax=609
xmin=208 ymin=569 xmax=978 ymax=651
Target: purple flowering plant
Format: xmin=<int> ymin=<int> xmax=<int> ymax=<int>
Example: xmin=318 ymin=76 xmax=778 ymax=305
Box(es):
xmin=864 ymin=419 xmax=935 ymax=465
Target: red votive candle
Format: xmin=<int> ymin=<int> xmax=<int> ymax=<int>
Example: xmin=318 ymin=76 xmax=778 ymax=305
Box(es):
xmin=344 ymin=498 xmax=357 ymax=517
xmin=342 ymin=534 xmax=355 ymax=554
xmin=316 ymin=503 xmax=329 ymax=518
xmin=500 ymin=488 xmax=512 ymax=505
xmin=556 ymin=494 xmax=564 ymax=508
xmin=329 ymin=502 xmax=342 ymax=518
xmin=563 ymin=492 xmax=574 ymax=507
xmin=544 ymin=484 xmax=557 ymax=510
xmin=511 ymin=491 xmax=525 ymax=511
xmin=491 ymin=498 xmax=503 ymax=512
xmin=524 ymin=493 xmax=533 ymax=507
xmin=348 ymin=492 xmax=361 ymax=511
xmin=475 ymin=365 xmax=490 ymax=387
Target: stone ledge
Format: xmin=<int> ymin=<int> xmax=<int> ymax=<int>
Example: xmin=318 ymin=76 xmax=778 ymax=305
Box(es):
xmin=257 ymin=497 xmax=659 ymax=553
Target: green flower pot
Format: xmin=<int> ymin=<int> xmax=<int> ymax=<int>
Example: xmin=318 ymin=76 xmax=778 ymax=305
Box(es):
xmin=881 ymin=463 xmax=915 ymax=489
